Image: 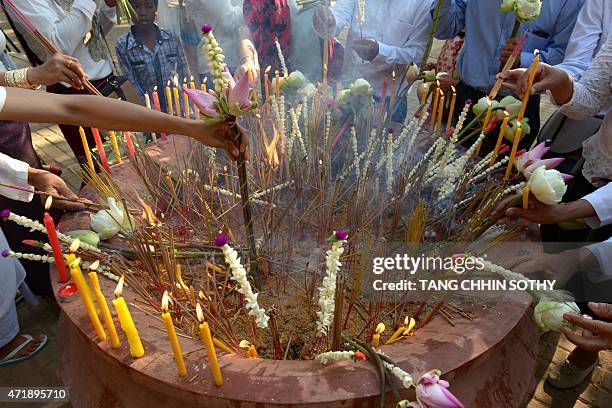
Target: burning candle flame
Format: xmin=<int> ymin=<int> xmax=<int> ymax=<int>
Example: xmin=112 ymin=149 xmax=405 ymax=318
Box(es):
xmin=154 ymin=85 xmax=158 ymax=91
xmin=196 ymin=303 xmax=204 ymax=322
xmin=265 ymin=65 xmax=271 ymax=74
xmin=239 ymin=340 xmax=251 ymax=349
xmin=403 ymin=316 xmax=410 ymax=326
xmin=69 ymin=237 xmax=81 ymax=253
xmin=44 ymin=196 xmax=53 ymax=210
xmin=198 ymin=290 xmax=205 ymax=299
xmin=69 ymin=257 xmax=81 ymax=268
xmin=161 ymin=290 xmax=170 ymax=311
xmin=451 ymin=85 xmax=456 ymax=94
xmin=114 ymin=274 xmax=125 ymax=297
xmin=88 ymin=260 xmax=100 ymax=271
xmin=375 ymin=322 xmax=386 ymax=334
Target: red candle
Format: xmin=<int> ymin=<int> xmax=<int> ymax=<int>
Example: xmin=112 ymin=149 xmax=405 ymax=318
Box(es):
xmin=92 ymin=128 xmax=110 ymax=173
xmin=123 ymin=131 xmax=136 ymax=157
xmin=43 ymin=197 xmax=68 ymax=283
xmin=151 ymin=88 xmax=167 ymax=140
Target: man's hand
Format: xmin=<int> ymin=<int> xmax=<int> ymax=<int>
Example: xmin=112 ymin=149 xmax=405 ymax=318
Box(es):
xmin=27 ymin=54 xmax=87 ymax=90
xmin=505 ymin=249 xmax=581 ymax=287
xmin=562 ymin=303 xmax=612 ymax=351
xmin=190 ymin=121 xmax=248 ymax=161
xmin=313 ymin=6 xmax=336 ymax=35
xmin=500 ymin=37 xmax=520 ymax=68
xmin=27 ymin=168 xmax=86 ymax=211
xmin=353 ymin=37 xmax=379 ymax=61
xmin=494 ymin=196 xmax=596 ymax=225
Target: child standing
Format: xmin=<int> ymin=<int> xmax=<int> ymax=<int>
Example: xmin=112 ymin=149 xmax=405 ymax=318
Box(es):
xmin=116 ymin=0 xmax=188 ymax=114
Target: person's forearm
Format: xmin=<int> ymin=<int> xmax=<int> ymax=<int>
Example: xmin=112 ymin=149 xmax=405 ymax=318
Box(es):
xmin=548 ymin=69 xmax=574 ymax=105
xmin=1 ymin=88 xmax=195 ymax=136
xmin=556 ymin=199 xmax=597 ymax=222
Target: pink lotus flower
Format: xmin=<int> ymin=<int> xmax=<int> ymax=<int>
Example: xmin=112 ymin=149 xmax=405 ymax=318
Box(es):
xmin=184 ymin=68 xmax=255 ymax=123
xmin=516 ymin=142 xmax=572 ymax=180
xmin=416 ymin=370 xmax=464 ymax=408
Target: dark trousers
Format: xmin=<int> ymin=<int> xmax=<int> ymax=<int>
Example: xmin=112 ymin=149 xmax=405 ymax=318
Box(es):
xmin=47 ymin=75 xmax=113 ymax=167
xmin=0 ymin=120 xmax=61 ymax=296
xmin=454 ymin=81 xmax=541 ymax=155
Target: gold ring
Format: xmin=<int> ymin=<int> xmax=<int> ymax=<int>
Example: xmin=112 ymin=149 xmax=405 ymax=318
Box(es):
xmin=66 ymin=60 xmax=73 ymax=68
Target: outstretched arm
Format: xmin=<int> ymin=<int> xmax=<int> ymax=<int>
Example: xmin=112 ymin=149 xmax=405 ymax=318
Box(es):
xmin=0 ymin=88 xmax=246 ymax=160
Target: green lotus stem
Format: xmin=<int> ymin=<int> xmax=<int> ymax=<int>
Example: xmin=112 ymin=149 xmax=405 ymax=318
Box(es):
xmin=418 ymin=0 xmax=443 ymax=74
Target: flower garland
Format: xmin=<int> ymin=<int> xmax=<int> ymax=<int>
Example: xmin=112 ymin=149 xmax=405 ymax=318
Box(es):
xmin=201 ymin=24 xmax=229 ymax=94
xmin=315 ymin=350 xmax=366 ymax=364
xmin=216 ymin=235 xmax=269 ymax=328
xmin=316 ymin=230 xmax=347 ymax=336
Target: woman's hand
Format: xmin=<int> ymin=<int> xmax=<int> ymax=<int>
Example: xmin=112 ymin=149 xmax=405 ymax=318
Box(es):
xmin=27 ymin=54 xmax=87 ymax=90
xmin=27 ymin=167 xmax=86 ymax=211
xmin=497 ymin=63 xmax=574 ymax=104
xmin=493 ymin=196 xmax=596 ymax=225
xmin=188 ymin=121 xmax=248 ymax=161
xmin=562 ymin=303 xmax=612 ymax=351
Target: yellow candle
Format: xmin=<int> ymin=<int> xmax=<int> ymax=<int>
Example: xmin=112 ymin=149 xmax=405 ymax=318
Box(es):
xmin=69 ymin=258 xmax=106 ymax=341
xmin=240 ymin=340 xmax=259 ymax=358
xmin=371 ymin=322 xmax=385 ymax=348
xmin=189 ymin=76 xmax=196 ymax=90
xmin=112 ymin=275 xmax=144 ymax=358
xmin=201 ymin=77 xmax=207 ymax=92
xmin=522 ymin=186 xmax=530 ymax=209
xmin=79 ymin=126 xmax=95 ymax=172
xmin=144 ymin=94 xmax=157 ymax=143
xmin=504 ymin=125 xmax=523 ymax=180
xmin=446 ymin=86 xmax=457 ymax=130
xmin=161 ymin=291 xmax=187 ymax=377
xmin=436 ymin=92 xmax=445 ymax=136
xmin=264 ymin=66 xmax=271 ymax=104
xmin=429 ymin=82 xmax=440 ymax=130
xmin=65 ymin=237 xmax=79 ymax=267
xmin=88 ymin=265 xmax=121 ymax=348
xmin=165 ymin=82 xmax=174 ymax=116
xmin=489 ymin=112 xmax=510 ymax=167
xmin=173 ymin=85 xmax=182 ymax=118
xmin=481 ymin=98 xmax=494 ymax=132
xmin=196 ymin=303 xmax=223 ymax=386
xmin=183 ymin=89 xmax=190 ymax=119
xmin=518 ymin=50 xmax=540 ymax=122
xmin=385 ymin=317 xmax=415 ymax=345
xmin=108 ymin=131 xmax=122 ymax=164
xmin=213 ymin=338 xmax=235 ymax=354
xmin=274 ymin=70 xmax=281 ymax=97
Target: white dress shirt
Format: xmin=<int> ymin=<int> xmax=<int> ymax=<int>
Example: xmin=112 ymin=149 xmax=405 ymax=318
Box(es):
xmin=9 ymin=0 xmax=116 ymax=82
xmin=582 ymin=183 xmax=612 ymax=281
xmin=556 ymin=0 xmax=611 ymax=81
xmin=331 ymin=0 xmax=433 ymax=93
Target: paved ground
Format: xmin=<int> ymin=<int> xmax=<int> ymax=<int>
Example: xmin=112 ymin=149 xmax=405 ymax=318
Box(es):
xmin=0 ymin=12 xmax=609 ymax=408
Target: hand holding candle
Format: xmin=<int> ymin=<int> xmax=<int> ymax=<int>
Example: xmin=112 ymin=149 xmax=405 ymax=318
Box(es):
xmin=112 ymin=275 xmax=144 ymax=358
xmin=161 ymin=291 xmax=187 ymax=377
xmin=196 ymin=303 xmax=223 ymax=386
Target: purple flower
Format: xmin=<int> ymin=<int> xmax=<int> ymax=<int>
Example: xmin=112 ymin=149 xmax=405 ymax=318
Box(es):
xmin=1 ymin=249 xmax=9 ymax=257
xmin=287 ymin=102 xmax=293 ymax=109
xmin=387 ymin=127 xmax=395 ymax=134
xmin=466 ymin=99 xmax=473 ymax=106
xmin=201 ymin=24 xmax=213 ymax=34
xmin=416 ymin=370 xmax=464 ymax=408
xmin=215 ymin=234 xmax=229 ymax=247
xmin=0 ymin=209 xmax=10 ymax=219
xmin=335 ymin=230 xmax=348 ymax=241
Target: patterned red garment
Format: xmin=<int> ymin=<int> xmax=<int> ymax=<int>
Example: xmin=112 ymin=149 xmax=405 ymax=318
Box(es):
xmin=243 ymin=0 xmax=291 ymax=73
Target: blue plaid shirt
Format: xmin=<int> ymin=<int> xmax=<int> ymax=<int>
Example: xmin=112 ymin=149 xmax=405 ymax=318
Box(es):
xmin=116 ymin=25 xmax=188 ymax=113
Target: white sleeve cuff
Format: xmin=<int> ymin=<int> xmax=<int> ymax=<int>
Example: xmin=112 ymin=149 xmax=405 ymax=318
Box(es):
xmin=0 ymin=153 xmax=34 ymax=203
xmin=582 ymin=184 xmax=612 ymax=229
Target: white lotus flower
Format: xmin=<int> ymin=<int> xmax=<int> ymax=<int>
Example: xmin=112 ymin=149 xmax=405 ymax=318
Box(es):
xmin=515 ymin=0 xmax=542 ymax=23
xmin=534 ymin=299 xmax=580 ymax=332
xmin=90 ymin=197 xmax=131 ymax=240
xmin=528 ymin=166 xmax=567 ymax=205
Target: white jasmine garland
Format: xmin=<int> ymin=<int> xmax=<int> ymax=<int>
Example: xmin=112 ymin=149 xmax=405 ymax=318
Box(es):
xmin=202 ymin=29 xmax=229 ymax=93
xmin=316 ymin=238 xmax=346 ymax=335
xmin=351 ymin=126 xmax=360 ymax=179
xmin=315 ymin=350 xmax=357 ymax=364
xmin=386 ymin=131 xmax=394 ymax=194
xmin=383 ymin=361 xmax=414 ymax=389
xmin=275 ymin=38 xmax=288 ymax=77
xmin=221 ymin=243 xmax=269 ymax=328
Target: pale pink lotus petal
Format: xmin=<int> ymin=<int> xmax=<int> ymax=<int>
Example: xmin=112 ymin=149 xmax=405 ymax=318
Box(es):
xmin=524 ymin=158 xmax=566 ymax=178
xmin=538 ymin=157 xmax=565 ymax=170
xmin=223 ymin=67 xmax=236 ymax=89
xmin=228 ymin=71 xmax=252 ymax=110
xmin=416 ymin=371 xmax=464 ymax=408
xmin=560 ymin=173 xmax=574 ymax=181
xmin=529 ymin=141 xmax=550 ymax=161
xmin=184 ymin=87 xmax=219 ymax=117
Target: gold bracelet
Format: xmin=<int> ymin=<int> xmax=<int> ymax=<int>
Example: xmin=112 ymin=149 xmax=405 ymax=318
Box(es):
xmin=4 ymin=68 xmax=41 ymax=89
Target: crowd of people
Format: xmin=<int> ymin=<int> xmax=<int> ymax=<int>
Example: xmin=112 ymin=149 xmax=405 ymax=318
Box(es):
xmin=0 ymin=0 xmax=609 ymax=396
